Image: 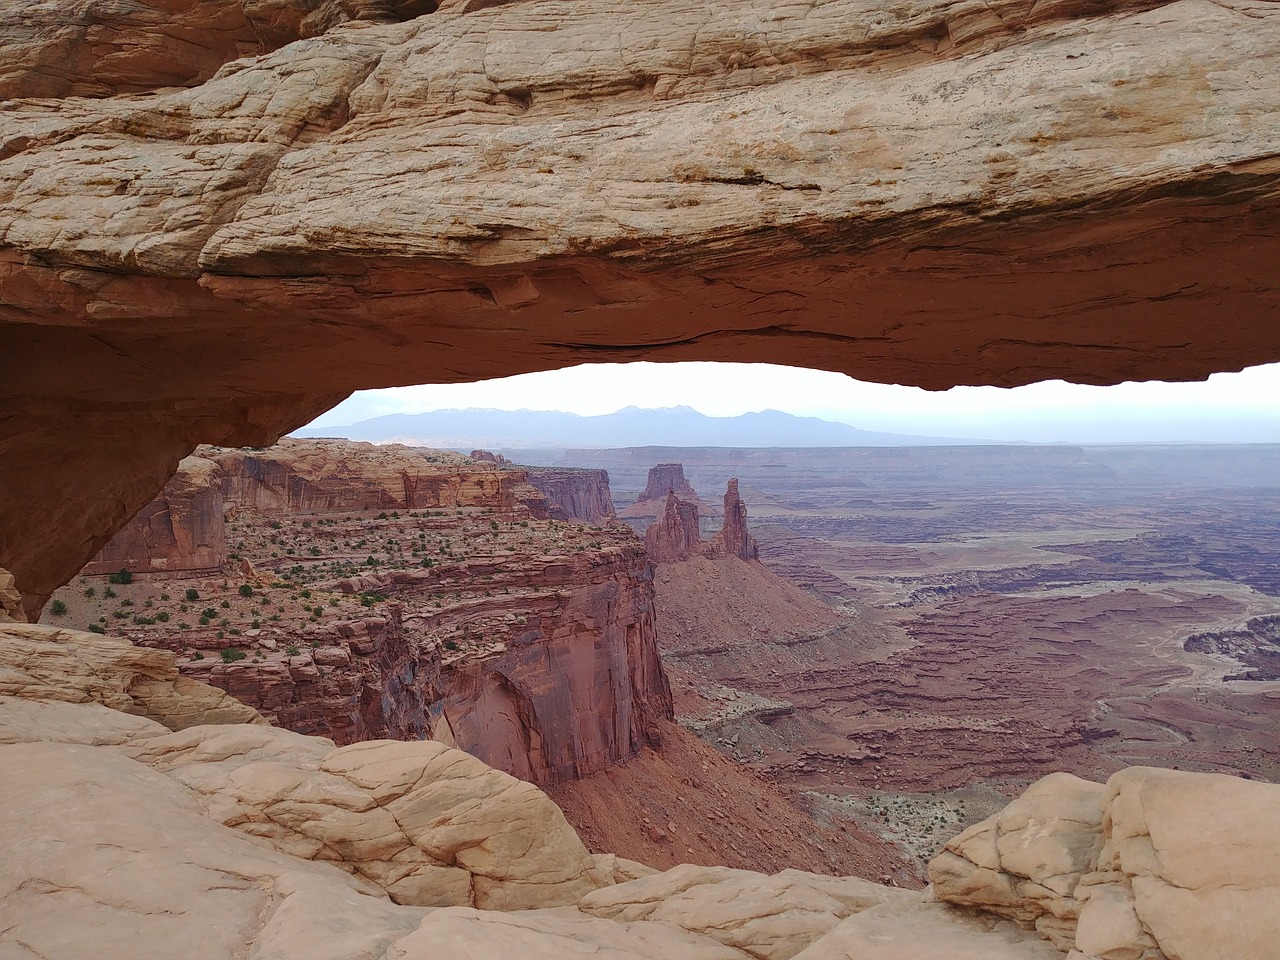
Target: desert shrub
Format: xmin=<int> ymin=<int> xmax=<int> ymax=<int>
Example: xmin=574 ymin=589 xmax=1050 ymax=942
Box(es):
xmin=202 ymin=608 xmax=217 ymax=619
xmin=83 ymin=587 xmax=96 ymax=598
xmin=103 ymin=587 xmax=117 ymax=599
xmin=443 ymin=639 xmax=460 ymax=651
xmin=108 ymin=568 xmax=133 ymax=585
xmin=87 ymin=624 xmax=106 ymax=634
xmin=285 ymin=645 xmax=301 ymax=656
xmin=155 ymin=611 xmax=170 ymax=622
xmin=238 ymin=584 xmax=253 ymax=597
xmin=185 ymin=588 xmax=199 ymax=601
xmin=220 ymin=648 xmax=246 ymax=663
xmin=49 ymin=599 xmax=67 ymax=616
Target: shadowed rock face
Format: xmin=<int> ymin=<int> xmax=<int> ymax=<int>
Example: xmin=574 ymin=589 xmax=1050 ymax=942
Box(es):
xmin=84 ymin=457 xmax=228 ymax=577
xmin=524 ymin=468 xmax=616 ymax=524
xmin=3 ymin=0 xmax=1280 ymax=610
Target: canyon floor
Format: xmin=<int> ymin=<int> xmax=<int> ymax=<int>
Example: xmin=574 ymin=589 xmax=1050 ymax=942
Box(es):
xmin=539 ymin=445 xmax=1280 ymax=867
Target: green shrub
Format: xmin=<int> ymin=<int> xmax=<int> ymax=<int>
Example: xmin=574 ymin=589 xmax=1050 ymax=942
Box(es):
xmin=220 ymin=599 xmax=230 ymax=609
xmin=87 ymin=623 xmax=106 ymax=634
xmin=108 ymin=568 xmax=133 ymax=585
xmin=443 ymin=639 xmax=460 ymax=651
xmin=202 ymin=608 xmax=217 ymax=619
xmin=103 ymin=586 xmax=117 ymax=599
xmin=190 ymin=651 xmax=203 ymax=660
xmin=155 ymin=611 xmax=170 ymax=622
xmin=285 ymin=645 xmax=301 ymax=656
xmin=238 ymin=584 xmax=253 ymax=597
xmin=220 ymin=648 xmax=246 ymax=663
xmin=49 ymin=599 xmax=67 ymax=616
xmin=83 ymin=587 xmax=96 ymax=598
xmin=185 ymin=588 xmax=199 ymax=601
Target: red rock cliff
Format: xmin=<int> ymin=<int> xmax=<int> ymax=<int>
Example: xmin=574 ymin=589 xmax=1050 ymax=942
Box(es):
xmin=182 ymin=606 xmax=437 ymax=745
xmin=637 ymin=463 xmax=698 ymax=504
xmin=213 ymin=440 xmax=547 ymax=517
xmin=525 ymin=468 xmax=616 ymax=524
xmin=84 ymin=456 xmax=226 ymax=577
xmin=339 ymin=539 xmax=673 ymax=784
xmin=644 ymin=491 xmax=704 ymax=564
xmin=703 ymin=478 xmax=760 ymax=562
xmin=59 ymin=440 xmax=672 ymax=786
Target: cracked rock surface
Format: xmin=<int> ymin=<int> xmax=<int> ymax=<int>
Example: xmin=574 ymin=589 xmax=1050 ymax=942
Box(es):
xmin=3 ymin=0 xmax=1279 ymax=613
xmin=5 ymin=623 xmax=1280 ymax=958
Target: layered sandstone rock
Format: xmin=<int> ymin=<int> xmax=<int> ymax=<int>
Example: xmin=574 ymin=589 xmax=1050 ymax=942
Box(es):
xmin=526 ymin=467 xmax=617 ymax=523
xmin=642 ymin=476 xmax=759 ymax=565
xmin=0 ymin=621 xmax=264 ymax=729
xmin=930 ymin=766 xmax=1280 ymax=959
xmin=703 ymin=478 xmax=759 ymax=562
xmin=53 ymin=439 xmax=672 ymax=783
xmin=181 ymin=607 xmax=437 ymax=744
xmin=213 ymin=439 xmax=546 ymax=517
xmin=645 ymin=491 xmax=704 ymax=563
xmin=3 ymin=0 xmax=1279 ymax=610
xmin=361 ymin=539 xmax=674 ymax=783
xmin=84 ymin=455 xmax=227 ymax=577
xmin=0 ymin=0 xmax=438 ymax=99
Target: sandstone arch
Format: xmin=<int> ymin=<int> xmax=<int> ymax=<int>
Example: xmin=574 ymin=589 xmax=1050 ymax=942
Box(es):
xmin=2 ymin=0 xmax=1279 ymax=614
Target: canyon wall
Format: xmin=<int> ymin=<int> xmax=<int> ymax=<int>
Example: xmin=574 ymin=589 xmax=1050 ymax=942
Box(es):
xmin=213 ymin=439 xmax=547 ymax=516
xmin=180 ymin=606 xmax=435 ymax=744
xmin=524 ymin=468 xmax=616 ymax=523
xmin=405 ymin=544 xmax=673 ymax=783
xmin=83 ymin=456 xmax=227 ymax=577
xmin=59 ymin=440 xmax=672 ymax=784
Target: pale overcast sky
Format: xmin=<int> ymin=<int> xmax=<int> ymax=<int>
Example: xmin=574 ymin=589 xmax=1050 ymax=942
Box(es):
xmin=305 ymin=361 xmax=1280 ymax=444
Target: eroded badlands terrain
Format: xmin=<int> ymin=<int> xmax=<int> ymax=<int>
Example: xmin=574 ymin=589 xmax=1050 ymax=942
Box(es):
xmin=542 ymin=444 xmax=1280 ymax=863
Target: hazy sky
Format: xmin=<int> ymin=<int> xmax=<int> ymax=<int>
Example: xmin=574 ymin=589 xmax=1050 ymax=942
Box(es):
xmin=306 ymin=361 xmax=1280 ymax=444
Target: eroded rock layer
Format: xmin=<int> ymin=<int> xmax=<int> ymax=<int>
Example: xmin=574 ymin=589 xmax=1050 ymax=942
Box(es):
xmin=3 ymin=0 xmax=1279 ymax=610
xmin=5 ymin=624 xmax=1279 ymax=960
xmin=85 ymin=456 xmax=228 ymax=577
xmin=525 ymin=467 xmax=617 ymax=523
xmin=49 ymin=440 xmax=673 ymax=783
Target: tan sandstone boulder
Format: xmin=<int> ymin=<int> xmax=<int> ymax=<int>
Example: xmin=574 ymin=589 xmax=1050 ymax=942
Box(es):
xmin=930 ymin=771 xmax=1106 ymax=947
xmin=930 ymin=766 xmax=1280 ymax=960
xmin=121 ymin=725 xmax=613 ymax=909
xmin=0 ymin=621 xmax=265 ymax=728
xmin=580 ymin=862 xmax=913 ymax=960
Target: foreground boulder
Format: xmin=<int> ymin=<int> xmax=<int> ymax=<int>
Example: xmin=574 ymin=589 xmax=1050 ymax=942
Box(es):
xmin=5 ymin=622 xmax=1280 ymax=959
xmin=931 ymin=767 xmax=1280 ymax=960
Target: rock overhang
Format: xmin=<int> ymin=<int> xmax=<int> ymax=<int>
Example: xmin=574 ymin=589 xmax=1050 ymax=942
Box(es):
xmin=2 ymin=0 xmax=1279 ymax=611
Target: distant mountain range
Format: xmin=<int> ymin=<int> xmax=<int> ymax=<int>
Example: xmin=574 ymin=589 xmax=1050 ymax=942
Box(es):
xmin=294 ymin=406 xmax=990 ymax=449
